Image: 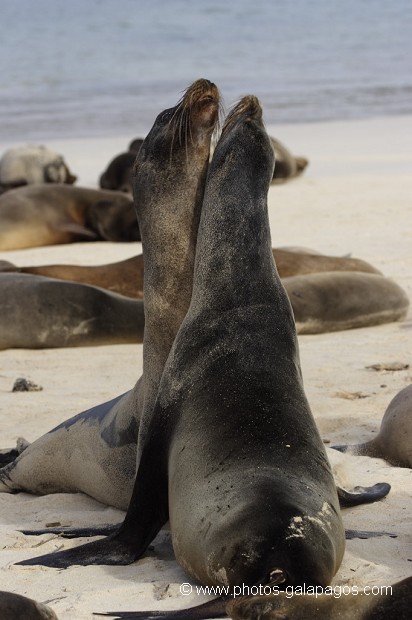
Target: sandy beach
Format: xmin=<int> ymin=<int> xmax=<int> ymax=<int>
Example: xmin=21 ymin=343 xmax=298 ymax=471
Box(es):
xmin=0 ymin=114 xmax=411 ymax=618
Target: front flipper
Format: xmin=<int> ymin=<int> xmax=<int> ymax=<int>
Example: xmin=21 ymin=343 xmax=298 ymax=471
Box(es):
xmin=20 ymin=524 xmax=120 ymax=539
xmin=338 ymin=482 xmax=391 ymax=507
xmin=17 ymin=445 xmax=168 ymax=568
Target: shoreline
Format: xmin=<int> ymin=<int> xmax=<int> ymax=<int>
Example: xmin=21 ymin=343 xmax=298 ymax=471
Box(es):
xmin=0 ymin=113 xmax=411 ymax=618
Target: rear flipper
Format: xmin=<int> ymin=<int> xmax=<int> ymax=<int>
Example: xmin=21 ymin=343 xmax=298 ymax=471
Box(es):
xmin=0 ymin=437 xmax=30 ymax=466
xmin=19 ymin=523 xmax=120 ymax=538
xmin=16 ymin=529 xmax=144 ymax=568
xmin=93 ymin=598 xmax=227 ymax=619
xmin=345 ymin=529 xmax=397 ymax=540
xmin=337 ymin=482 xmax=390 ymax=507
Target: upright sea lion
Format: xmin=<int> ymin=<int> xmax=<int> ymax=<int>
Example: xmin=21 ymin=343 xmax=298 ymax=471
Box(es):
xmin=0 ymin=185 xmax=139 ymax=250
xmin=227 ymin=576 xmax=412 ymax=620
xmin=0 ymin=249 xmax=380 ymax=302
xmin=0 ymin=79 xmax=220 ymax=509
xmin=21 ymin=98 xmax=347 ymax=596
xmin=333 ymin=384 xmax=412 ymax=467
xmin=0 ymin=144 xmax=77 ymax=191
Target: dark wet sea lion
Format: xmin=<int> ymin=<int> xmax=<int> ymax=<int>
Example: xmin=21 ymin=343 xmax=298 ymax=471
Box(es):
xmin=0 ymin=184 xmax=139 ymax=250
xmin=99 ymin=151 xmax=137 ymax=193
xmin=0 ymin=590 xmax=58 ymax=619
xmin=0 ymin=79 xmax=220 ymax=509
xmin=0 ymin=272 xmax=144 ymax=349
xmin=1 ymin=249 xmax=379 ymax=302
xmin=333 ymin=384 xmax=412 ymax=467
xmin=21 ymin=98 xmax=346 ymax=595
xmin=283 ymin=271 xmax=410 ymax=334
xmin=227 ymin=576 xmax=412 ymax=620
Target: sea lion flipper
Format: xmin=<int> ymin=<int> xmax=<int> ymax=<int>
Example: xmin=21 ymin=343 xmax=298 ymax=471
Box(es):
xmin=18 ymin=449 xmax=168 ymax=567
xmin=15 ymin=532 xmax=139 ymax=568
xmin=94 ymin=597 xmax=227 ymax=619
xmin=337 ymin=482 xmax=391 ymax=507
xmin=56 ymin=222 xmax=98 ymax=239
xmin=19 ymin=523 xmax=120 ymax=538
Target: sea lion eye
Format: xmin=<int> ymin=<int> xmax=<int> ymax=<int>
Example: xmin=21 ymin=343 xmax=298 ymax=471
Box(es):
xmin=267 ymin=568 xmax=287 ymax=585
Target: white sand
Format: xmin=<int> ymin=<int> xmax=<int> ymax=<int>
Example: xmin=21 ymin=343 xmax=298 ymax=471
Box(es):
xmin=0 ymin=115 xmax=411 ymax=618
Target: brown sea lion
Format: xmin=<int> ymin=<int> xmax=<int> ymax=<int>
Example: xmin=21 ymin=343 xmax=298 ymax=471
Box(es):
xmin=270 ymin=137 xmax=309 ymax=183
xmin=333 ymin=384 xmax=412 ymax=467
xmin=0 ymin=249 xmax=380 ymax=302
xmin=0 ymin=184 xmax=139 ymax=250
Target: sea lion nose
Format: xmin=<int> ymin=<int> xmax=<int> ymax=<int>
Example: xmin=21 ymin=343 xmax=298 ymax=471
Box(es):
xmin=267 ymin=568 xmax=288 ymax=585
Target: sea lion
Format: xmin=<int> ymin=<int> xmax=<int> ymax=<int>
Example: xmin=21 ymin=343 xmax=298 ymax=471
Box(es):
xmin=333 ymin=384 xmax=412 ymax=468
xmin=0 ymin=272 xmax=144 ymax=349
xmin=0 ymin=79 xmax=220 ymax=509
xmin=283 ymin=271 xmax=410 ymax=334
xmin=270 ymin=137 xmax=308 ymax=183
xmin=0 ymin=266 xmax=406 ymax=352
xmin=99 ymin=151 xmax=137 ymax=193
xmin=227 ymin=575 xmax=412 ymax=620
xmin=0 ymin=590 xmax=57 ymax=620
xmin=98 ymin=134 xmax=308 ymax=194
xmin=0 ymin=249 xmax=380 ymax=302
xmin=0 ymin=144 xmax=77 ymax=191
xmin=20 ymin=97 xmax=347 ymax=594
xmin=0 ymin=184 xmax=139 ymax=251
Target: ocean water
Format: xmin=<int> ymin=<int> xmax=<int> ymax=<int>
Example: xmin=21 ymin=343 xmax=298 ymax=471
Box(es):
xmin=1 ymin=0 xmax=411 ymax=141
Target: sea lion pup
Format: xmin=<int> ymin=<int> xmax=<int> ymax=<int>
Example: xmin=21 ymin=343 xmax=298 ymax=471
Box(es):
xmin=227 ymin=576 xmax=412 ymax=620
xmin=270 ymin=136 xmax=308 ymax=183
xmin=20 ymin=97 xmax=346 ymax=592
xmin=3 ymin=249 xmax=379 ymax=302
xmin=0 ymin=273 xmax=144 ymax=349
xmin=0 ymin=79 xmax=220 ymax=509
xmin=333 ymin=384 xmax=412 ymax=468
xmin=0 ymin=185 xmax=139 ymax=251
xmin=0 ymin=590 xmax=58 ymax=620
xmin=0 ymin=144 xmax=77 ymax=191
xmin=284 ymin=271 xmax=410 ymax=334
